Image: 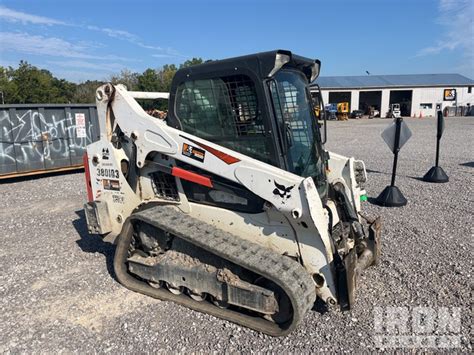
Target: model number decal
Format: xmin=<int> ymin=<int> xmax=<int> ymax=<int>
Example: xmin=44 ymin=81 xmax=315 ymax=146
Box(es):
xmin=182 ymin=143 xmax=205 ymax=162
xmin=97 ymin=168 xmax=119 ymax=179
xmin=102 ymin=179 xmax=120 ymax=191
xmin=112 ymin=194 xmax=124 ymax=204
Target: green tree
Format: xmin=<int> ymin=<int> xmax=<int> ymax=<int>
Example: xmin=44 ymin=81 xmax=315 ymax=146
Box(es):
xmin=73 ymin=80 xmax=105 ymax=103
xmin=109 ymin=69 xmax=139 ymax=91
xmin=136 ymin=68 xmax=160 ymax=92
xmin=135 ymin=69 xmax=162 ymax=110
xmin=158 ymin=64 xmax=178 ymax=92
xmin=180 ymin=57 xmax=204 ymax=68
xmin=51 ymin=77 xmax=76 ymax=103
xmin=0 ymin=57 xmax=207 ymax=105
xmin=0 ymin=61 xmax=80 ymax=104
xmin=0 ymin=66 xmax=18 ymax=104
xmin=12 ymin=61 xmax=58 ymax=103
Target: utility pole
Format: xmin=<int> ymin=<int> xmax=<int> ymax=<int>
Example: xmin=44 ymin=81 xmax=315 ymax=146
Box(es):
xmin=0 ymin=91 xmax=4 ymax=105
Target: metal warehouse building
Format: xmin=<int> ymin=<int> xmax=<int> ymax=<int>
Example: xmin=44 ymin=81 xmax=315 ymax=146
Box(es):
xmin=313 ymin=74 xmax=474 ymax=118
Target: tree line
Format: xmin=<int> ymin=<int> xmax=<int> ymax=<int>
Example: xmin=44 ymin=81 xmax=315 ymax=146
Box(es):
xmin=0 ymin=58 xmax=206 ymax=106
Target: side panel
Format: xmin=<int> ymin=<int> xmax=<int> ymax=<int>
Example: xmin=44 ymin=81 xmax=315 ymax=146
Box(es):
xmin=85 ymin=140 xmax=141 ymax=239
xmin=186 ymin=202 xmax=336 ymax=302
xmin=326 ymin=152 xmax=366 ymax=215
xmin=0 ymin=104 xmax=99 ymax=178
xmin=40 ymin=107 xmax=71 ymax=169
xmin=187 ymin=203 xmax=298 ymax=256
xmin=0 ymin=108 xmax=16 ymax=174
xmin=10 ymin=108 xmax=45 ymax=172
xmin=68 ymin=107 xmax=99 ymax=165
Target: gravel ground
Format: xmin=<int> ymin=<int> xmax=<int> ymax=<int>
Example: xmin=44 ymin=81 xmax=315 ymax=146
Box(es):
xmin=0 ymin=117 xmax=472 ymax=353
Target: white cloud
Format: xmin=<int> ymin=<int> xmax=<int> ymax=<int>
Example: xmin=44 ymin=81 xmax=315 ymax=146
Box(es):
xmin=87 ymin=25 xmax=166 ymax=52
xmin=0 ymin=6 xmax=179 ymax=57
xmin=46 ymin=60 xmax=126 ymax=72
xmin=152 ymin=54 xmax=175 ymax=58
xmin=152 ymin=48 xmax=187 ymax=59
xmin=0 ymin=32 xmax=131 ymax=61
xmin=137 ymin=43 xmax=164 ymax=51
xmin=417 ymin=0 xmax=473 ymax=73
xmin=87 ymin=25 xmax=138 ymax=42
xmin=0 ymin=6 xmax=66 ymax=25
xmin=0 ymin=31 xmax=88 ymax=58
xmin=0 ymin=5 xmax=184 ymax=80
xmin=52 ymin=69 xmax=108 ymax=83
xmin=85 ymin=26 xmax=173 ymax=54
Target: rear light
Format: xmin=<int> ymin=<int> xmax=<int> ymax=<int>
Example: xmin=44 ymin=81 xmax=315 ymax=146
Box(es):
xmin=83 ymin=152 xmax=93 ymax=202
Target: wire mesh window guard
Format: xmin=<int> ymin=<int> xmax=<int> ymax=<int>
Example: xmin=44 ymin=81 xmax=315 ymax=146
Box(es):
xmin=176 ymin=75 xmax=274 ymax=164
xmin=150 ymin=171 xmax=180 ymax=201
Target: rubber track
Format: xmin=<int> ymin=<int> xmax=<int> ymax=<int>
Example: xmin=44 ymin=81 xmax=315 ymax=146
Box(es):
xmin=114 ymin=205 xmax=316 ymax=336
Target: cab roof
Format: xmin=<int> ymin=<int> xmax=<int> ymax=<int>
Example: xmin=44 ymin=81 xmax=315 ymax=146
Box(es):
xmin=172 ymin=50 xmax=320 ymax=83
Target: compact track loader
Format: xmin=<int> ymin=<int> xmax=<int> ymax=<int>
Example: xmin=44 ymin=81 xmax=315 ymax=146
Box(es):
xmin=83 ymin=50 xmax=381 ymax=336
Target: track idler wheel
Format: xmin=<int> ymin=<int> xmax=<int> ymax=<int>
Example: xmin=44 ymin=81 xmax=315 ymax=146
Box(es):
xmin=211 ymin=296 xmax=229 ymax=309
xmin=148 ymin=280 xmax=163 ymax=289
xmin=187 ymin=289 xmax=206 ymax=302
xmin=166 ymin=282 xmax=184 ymax=295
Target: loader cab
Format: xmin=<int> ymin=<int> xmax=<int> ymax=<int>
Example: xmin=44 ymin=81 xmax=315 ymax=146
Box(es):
xmin=167 ymin=50 xmax=328 ymax=196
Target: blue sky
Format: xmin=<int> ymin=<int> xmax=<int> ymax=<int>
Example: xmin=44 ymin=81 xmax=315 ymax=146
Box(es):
xmin=0 ymin=0 xmax=472 ymax=82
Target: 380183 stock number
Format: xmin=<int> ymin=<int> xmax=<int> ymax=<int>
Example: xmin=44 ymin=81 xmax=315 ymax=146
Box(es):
xmin=97 ymin=168 xmax=119 ymax=179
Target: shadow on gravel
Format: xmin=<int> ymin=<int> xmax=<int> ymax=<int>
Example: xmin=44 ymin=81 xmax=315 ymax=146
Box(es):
xmin=73 ymin=209 xmax=117 ymax=280
xmin=460 ymin=161 xmax=474 ymax=168
xmin=365 ymin=168 xmax=385 ymax=174
xmin=0 ymin=168 xmax=84 ymax=184
xmin=366 ymin=197 xmax=381 ymax=206
xmin=407 ymin=176 xmax=426 ymax=182
xmin=311 ymin=298 xmax=329 ymax=314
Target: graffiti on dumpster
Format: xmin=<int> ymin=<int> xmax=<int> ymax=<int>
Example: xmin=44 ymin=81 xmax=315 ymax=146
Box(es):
xmin=0 ymin=107 xmax=97 ymax=174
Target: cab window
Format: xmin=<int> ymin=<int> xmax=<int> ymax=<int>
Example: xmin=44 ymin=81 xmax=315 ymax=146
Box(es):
xmin=175 ymin=75 xmax=275 ymax=164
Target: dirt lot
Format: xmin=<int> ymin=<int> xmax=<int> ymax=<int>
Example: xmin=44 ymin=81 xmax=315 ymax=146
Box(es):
xmin=0 ymin=117 xmax=472 ymax=352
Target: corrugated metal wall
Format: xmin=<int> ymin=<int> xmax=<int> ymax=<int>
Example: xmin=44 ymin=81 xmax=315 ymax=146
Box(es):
xmin=0 ymin=104 xmax=99 ymax=178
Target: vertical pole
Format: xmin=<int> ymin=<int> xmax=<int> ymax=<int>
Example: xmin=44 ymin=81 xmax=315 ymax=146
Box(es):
xmin=423 ymin=108 xmax=449 ymax=183
xmin=435 ymin=137 xmax=440 ymax=167
xmin=435 ymin=109 xmax=443 ymax=167
xmin=390 ymin=152 xmax=399 ymax=186
xmin=455 ymin=91 xmax=458 ymax=116
xmin=390 ymin=117 xmax=402 ymax=187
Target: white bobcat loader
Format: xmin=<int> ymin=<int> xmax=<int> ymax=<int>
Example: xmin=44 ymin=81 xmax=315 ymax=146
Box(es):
xmin=83 ymin=50 xmax=381 ymax=336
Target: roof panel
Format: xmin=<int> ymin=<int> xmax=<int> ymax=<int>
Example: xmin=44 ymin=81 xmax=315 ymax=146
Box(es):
xmin=313 ymin=74 xmax=474 ymax=89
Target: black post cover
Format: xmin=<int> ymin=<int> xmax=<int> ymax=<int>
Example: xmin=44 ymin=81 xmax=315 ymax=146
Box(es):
xmin=423 ymin=110 xmax=449 ymax=183
xmin=376 ymin=117 xmax=408 ymax=207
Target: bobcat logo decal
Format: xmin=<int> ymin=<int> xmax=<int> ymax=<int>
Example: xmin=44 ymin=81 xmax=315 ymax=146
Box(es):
xmin=102 ymin=148 xmax=110 ymax=160
xmin=273 ymin=181 xmax=295 ymax=199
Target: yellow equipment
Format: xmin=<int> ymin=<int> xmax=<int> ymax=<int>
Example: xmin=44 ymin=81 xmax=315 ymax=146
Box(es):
xmin=337 ymin=102 xmax=349 ymax=121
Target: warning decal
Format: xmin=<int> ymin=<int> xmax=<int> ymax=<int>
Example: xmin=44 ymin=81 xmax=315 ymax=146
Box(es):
xmin=75 ymin=113 xmax=87 ymax=138
xmin=102 ymin=179 xmax=120 ymax=191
